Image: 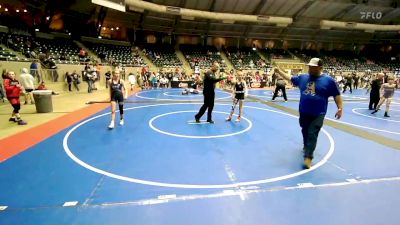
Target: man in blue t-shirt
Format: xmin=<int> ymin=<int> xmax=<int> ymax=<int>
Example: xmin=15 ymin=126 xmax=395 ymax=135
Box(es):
xmin=274 ymin=58 xmax=343 ymax=169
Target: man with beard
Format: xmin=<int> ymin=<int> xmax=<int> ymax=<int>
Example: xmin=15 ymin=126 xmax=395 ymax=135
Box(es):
xmin=273 ymin=58 xmax=343 ymax=169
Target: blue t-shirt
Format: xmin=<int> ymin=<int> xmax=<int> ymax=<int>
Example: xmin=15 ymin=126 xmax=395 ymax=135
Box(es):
xmin=30 ymin=62 xmax=38 ymax=70
xmin=291 ymin=74 xmax=340 ymax=116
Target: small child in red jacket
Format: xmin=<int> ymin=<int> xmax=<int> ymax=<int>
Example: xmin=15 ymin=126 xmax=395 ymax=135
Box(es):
xmin=4 ymin=71 xmax=27 ymax=125
xmin=36 ymin=81 xmax=59 ymax=95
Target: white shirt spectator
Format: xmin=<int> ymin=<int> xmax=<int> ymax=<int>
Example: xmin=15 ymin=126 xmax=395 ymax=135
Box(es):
xmin=128 ymin=74 xmax=136 ymax=85
xmin=19 ymin=68 xmax=35 ymax=90
xmin=160 ymin=77 xmax=168 ymax=85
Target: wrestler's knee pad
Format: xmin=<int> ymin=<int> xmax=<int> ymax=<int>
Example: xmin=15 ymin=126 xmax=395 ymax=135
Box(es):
xmin=118 ymin=104 xmax=124 ymax=114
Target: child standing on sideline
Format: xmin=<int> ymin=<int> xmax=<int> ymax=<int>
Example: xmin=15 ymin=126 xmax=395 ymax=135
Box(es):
xmin=3 ymin=71 xmax=27 ymax=125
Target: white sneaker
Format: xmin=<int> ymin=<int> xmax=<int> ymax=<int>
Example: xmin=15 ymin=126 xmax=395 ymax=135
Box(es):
xmin=108 ymin=121 xmax=115 ymax=129
xmin=235 ymin=117 xmax=241 ymax=122
xmin=119 ymin=119 xmax=124 ymax=126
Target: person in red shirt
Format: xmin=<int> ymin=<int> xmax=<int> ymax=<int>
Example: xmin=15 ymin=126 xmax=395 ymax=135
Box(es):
xmin=3 ymin=71 xmax=27 ymax=125
xmin=36 ymin=82 xmax=46 ymax=90
xmin=36 ymin=81 xmax=59 ymax=95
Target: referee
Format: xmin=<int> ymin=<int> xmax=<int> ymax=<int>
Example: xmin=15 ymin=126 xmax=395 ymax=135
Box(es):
xmin=195 ymin=62 xmax=226 ymax=123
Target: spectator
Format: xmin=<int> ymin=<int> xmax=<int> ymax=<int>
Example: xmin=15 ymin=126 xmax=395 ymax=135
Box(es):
xmin=105 ymin=71 xmax=111 ymax=88
xmin=48 ymin=59 xmax=59 ymax=82
xmin=136 ymin=71 xmax=143 ymax=90
xmin=85 ymin=64 xmax=95 ymax=93
xmin=65 ymin=72 xmax=73 ymax=92
xmin=71 ymin=70 xmax=80 ymax=91
xmin=0 ymin=70 xmax=7 ymax=102
xmin=79 ymin=48 xmax=86 ymax=59
xmin=128 ymin=72 xmax=136 ymax=91
xmin=30 ymin=59 xmax=41 ymax=83
xmin=3 ymin=71 xmax=27 ymax=125
xmin=19 ymin=68 xmax=35 ymax=104
xmin=159 ymin=76 xmax=168 ymax=88
xmin=36 ymin=81 xmax=59 ymax=95
xmin=150 ymin=72 xmax=158 ymax=89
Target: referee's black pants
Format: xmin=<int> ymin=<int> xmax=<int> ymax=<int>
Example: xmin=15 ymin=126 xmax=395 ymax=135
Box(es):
xmin=342 ymin=83 xmax=352 ymax=93
xmin=195 ymin=93 xmax=215 ymax=121
xmin=272 ymin=85 xmax=287 ymax=101
xmin=369 ymin=92 xmax=380 ymax=110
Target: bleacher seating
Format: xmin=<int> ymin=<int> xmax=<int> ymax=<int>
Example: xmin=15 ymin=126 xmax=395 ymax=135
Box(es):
xmin=0 ymin=46 xmax=19 ymax=61
xmin=290 ymin=48 xmax=385 ymax=72
xmin=144 ymin=44 xmax=182 ymax=68
xmin=0 ymin=33 xmax=25 ymax=61
xmin=260 ymin=48 xmax=293 ymax=60
xmin=86 ymin=43 xmax=145 ymax=67
xmin=0 ymin=33 xmax=86 ymax=63
xmin=180 ymin=44 xmax=227 ymax=70
xmin=225 ymin=47 xmax=265 ymax=70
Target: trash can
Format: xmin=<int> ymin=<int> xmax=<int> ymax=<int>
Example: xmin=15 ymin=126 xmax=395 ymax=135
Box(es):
xmin=32 ymin=90 xmax=53 ymax=113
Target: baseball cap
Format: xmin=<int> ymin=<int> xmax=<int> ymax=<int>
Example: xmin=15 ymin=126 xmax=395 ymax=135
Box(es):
xmin=307 ymin=58 xmax=323 ymax=67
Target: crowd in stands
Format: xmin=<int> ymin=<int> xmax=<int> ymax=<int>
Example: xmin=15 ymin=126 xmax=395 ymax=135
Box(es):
xmin=133 ymin=67 xmax=194 ymax=89
xmin=1 ymin=33 xmax=399 ymax=98
xmin=180 ymin=45 xmax=227 ymax=70
xmin=143 ymin=44 xmax=182 ymax=68
xmin=261 ymin=48 xmax=293 ymax=60
xmin=225 ymin=47 xmax=266 ymax=70
xmin=0 ymin=45 xmax=19 ymax=61
xmin=291 ymin=48 xmax=400 ymax=73
xmin=0 ymin=33 xmax=90 ymax=64
xmin=85 ymin=43 xmax=145 ymax=67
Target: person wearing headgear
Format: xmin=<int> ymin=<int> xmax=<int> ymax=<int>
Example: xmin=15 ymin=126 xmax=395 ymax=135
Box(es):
xmin=273 ymin=58 xmax=343 ymax=169
xmin=371 ymin=76 xmax=396 ymax=117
